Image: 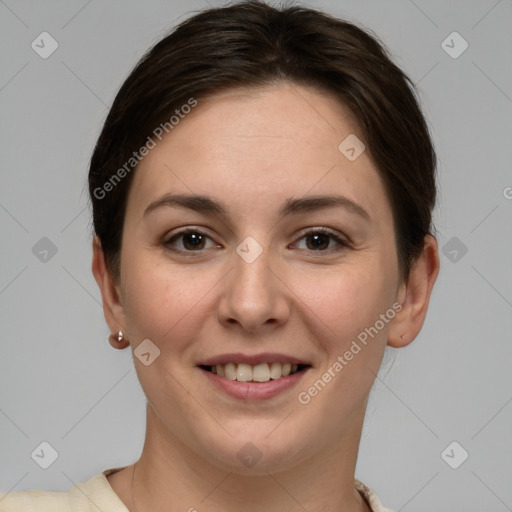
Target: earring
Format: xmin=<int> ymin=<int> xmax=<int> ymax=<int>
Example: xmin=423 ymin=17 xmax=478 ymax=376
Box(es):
xmin=108 ymin=330 xmax=130 ymax=348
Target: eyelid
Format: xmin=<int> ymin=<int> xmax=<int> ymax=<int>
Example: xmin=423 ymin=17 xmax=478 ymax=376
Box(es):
xmin=164 ymin=226 xmax=213 ymax=240
xmin=295 ymin=226 xmax=348 ymax=241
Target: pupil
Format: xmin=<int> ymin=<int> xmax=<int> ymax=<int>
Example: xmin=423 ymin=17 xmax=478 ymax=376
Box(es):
xmin=307 ymin=233 xmax=328 ymax=250
xmin=184 ymin=233 xmax=204 ymax=250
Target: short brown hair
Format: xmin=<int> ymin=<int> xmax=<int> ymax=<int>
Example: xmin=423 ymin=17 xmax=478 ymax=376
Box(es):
xmin=88 ymin=0 xmax=436 ymax=281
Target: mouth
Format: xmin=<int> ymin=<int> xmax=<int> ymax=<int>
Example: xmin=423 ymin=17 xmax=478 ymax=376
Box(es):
xmin=197 ymin=354 xmax=313 ymax=401
xmin=199 ymin=362 xmax=311 ymax=383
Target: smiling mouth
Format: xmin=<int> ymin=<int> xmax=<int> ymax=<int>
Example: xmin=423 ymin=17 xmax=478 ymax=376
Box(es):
xmin=200 ymin=362 xmax=311 ymax=383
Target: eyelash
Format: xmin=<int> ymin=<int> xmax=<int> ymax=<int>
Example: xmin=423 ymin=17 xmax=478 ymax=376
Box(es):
xmin=163 ymin=227 xmax=350 ymax=255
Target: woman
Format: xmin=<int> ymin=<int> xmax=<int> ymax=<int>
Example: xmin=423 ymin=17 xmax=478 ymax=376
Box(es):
xmin=0 ymin=1 xmax=439 ymax=511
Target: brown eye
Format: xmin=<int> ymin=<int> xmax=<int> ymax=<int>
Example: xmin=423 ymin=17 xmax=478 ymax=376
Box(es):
xmin=305 ymin=232 xmax=330 ymax=251
xmin=164 ymin=229 xmax=219 ymax=252
xmin=181 ymin=232 xmax=205 ymax=250
xmin=293 ymin=228 xmax=349 ymax=253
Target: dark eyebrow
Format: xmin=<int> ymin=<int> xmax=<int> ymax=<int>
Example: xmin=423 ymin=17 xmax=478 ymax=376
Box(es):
xmin=144 ymin=193 xmax=226 ymax=218
xmin=278 ymin=195 xmax=371 ymax=222
xmin=143 ymin=193 xmax=371 ymax=222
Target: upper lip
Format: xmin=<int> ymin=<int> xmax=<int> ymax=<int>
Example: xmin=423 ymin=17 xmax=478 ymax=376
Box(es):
xmin=197 ymin=352 xmax=312 ymax=367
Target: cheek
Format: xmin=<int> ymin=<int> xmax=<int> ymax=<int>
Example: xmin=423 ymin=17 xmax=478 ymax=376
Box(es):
xmin=291 ymin=258 xmax=396 ymax=347
xmin=120 ymin=254 xmax=217 ymax=414
xmin=290 ymin=262 xmax=396 ymax=419
xmin=120 ymin=251 xmax=213 ymax=348
xmin=289 ymin=254 xmax=398 ymax=405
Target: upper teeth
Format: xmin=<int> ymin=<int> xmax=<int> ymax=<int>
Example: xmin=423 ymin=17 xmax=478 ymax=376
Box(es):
xmin=211 ymin=363 xmax=299 ymax=382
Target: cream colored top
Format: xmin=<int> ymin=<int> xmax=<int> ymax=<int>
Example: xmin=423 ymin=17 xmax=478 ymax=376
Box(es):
xmin=0 ymin=467 xmax=393 ymax=512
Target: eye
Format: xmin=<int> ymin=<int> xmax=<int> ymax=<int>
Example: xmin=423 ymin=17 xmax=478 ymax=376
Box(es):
xmin=293 ymin=228 xmax=349 ymax=253
xmin=164 ymin=228 xmax=220 ymax=252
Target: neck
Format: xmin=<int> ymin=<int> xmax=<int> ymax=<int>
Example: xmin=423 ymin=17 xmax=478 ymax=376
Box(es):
xmin=122 ymin=404 xmax=371 ymax=512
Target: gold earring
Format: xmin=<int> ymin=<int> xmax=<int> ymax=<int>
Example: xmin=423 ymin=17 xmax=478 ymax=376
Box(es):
xmin=109 ymin=330 xmax=130 ymax=347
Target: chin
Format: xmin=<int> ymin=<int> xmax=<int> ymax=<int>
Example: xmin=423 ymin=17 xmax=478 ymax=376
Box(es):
xmin=191 ymin=423 xmax=311 ymax=475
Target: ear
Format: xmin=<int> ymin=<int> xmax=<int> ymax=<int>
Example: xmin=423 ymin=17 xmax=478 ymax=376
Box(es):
xmin=387 ymin=235 xmax=440 ymax=348
xmin=91 ymin=236 xmax=130 ymax=349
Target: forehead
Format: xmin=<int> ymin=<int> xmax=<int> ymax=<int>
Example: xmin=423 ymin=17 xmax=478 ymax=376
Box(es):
xmin=127 ymin=83 xmax=392 ymax=224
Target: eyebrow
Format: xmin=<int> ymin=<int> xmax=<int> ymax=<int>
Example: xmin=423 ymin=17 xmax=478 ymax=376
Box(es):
xmin=143 ymin=193 xmax=371 ymax=222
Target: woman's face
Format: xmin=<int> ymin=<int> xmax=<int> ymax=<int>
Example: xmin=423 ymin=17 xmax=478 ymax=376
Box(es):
xmin=114 ymin=83 xmax=405 ymax=472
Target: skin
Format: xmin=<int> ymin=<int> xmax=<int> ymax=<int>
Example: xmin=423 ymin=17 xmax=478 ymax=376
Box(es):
xmin=92 ymin=83 xmax=439 ymax=512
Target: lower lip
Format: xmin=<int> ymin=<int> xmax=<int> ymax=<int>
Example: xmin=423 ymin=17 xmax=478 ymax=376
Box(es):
xmin=199 ymin=367 xmax=309 ymax=400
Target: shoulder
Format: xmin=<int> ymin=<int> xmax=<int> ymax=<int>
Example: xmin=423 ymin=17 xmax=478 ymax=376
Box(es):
xmin=0 ymin=488 xmax=73 ymax=511
xmin=0 ymin=468 xmax=129 ymax=512
xmin=355 ymin=478 xmax=394 ymax=512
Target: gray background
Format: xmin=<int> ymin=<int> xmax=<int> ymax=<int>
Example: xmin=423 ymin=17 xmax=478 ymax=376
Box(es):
xmin=1 ymin=0 xmax=511 ymax=511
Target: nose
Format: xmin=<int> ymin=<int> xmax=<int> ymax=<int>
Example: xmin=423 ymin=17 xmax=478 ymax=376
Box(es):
xmin=216 ymin=244 xmax=291 ymax=334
